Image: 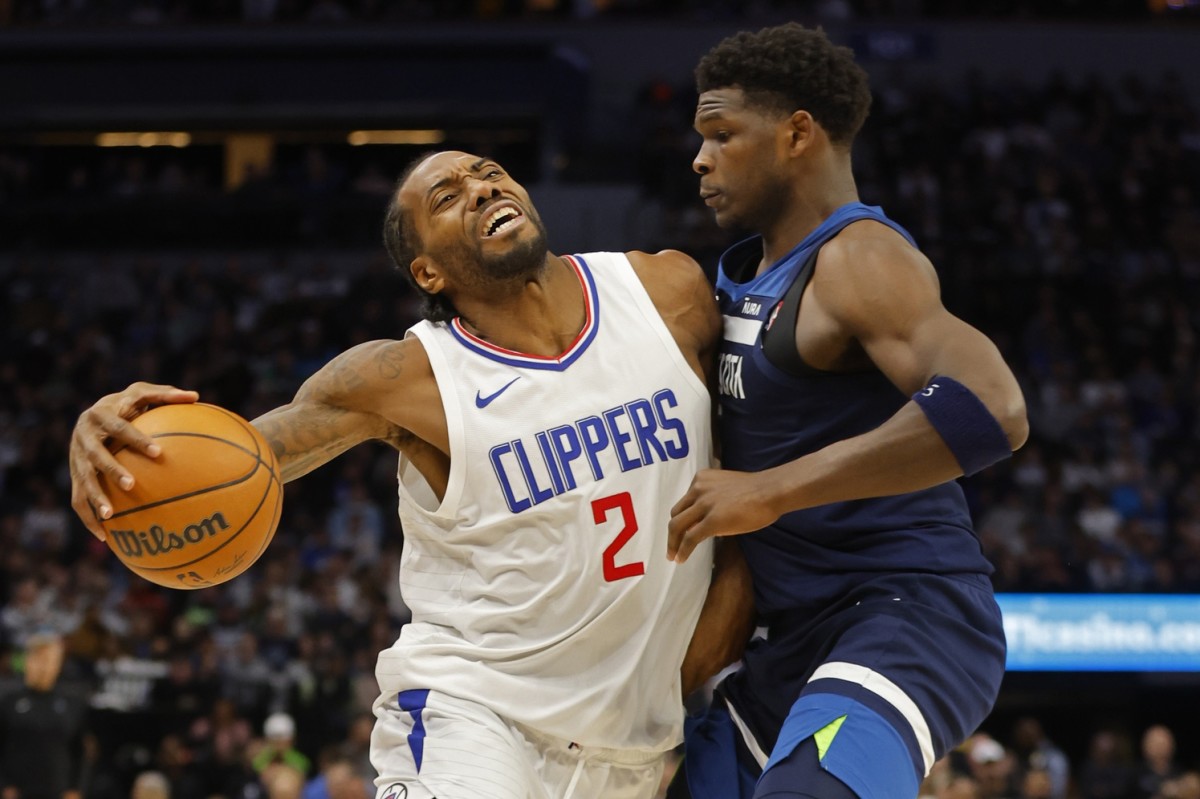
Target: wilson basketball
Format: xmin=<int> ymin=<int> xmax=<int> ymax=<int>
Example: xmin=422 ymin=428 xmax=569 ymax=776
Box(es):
xmin=97 ymin=402 xmax=282 ymax=590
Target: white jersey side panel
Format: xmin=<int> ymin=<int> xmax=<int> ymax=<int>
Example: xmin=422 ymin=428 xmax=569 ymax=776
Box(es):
xmin=375 ymin=252 xmax=714 ymax=752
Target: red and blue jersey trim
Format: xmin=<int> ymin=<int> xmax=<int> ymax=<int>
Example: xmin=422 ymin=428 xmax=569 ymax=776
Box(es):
xmin=448 ymin=254 xmax=600 ymax=371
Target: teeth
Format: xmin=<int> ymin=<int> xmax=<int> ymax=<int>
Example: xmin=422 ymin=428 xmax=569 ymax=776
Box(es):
xmin=493 ymin=217 xmax=520 ymax=236
xmin=484 ymin=206 xmax=521 ymax=236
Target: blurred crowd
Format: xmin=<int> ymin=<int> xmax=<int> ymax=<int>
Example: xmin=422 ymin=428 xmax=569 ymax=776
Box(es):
xmin=0 ymin=0 xmax=1195 ymax=27
xmin=0 ymin=246 xmax=416 ymax=798
xmin=1 ymin=53 xmax=1200 ymax=799
xmin=920 ymin=720 xmax=1200 ymax=799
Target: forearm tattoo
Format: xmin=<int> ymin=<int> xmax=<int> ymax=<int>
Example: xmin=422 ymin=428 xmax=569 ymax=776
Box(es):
xmin=256 ymin=403 xmax=363 ymax=482
xmin=253 ymin=342 xmax=410 ymax=482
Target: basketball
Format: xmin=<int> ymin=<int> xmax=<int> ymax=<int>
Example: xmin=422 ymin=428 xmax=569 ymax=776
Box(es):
xmin=97 ymin=402 xmax=283 ymax=590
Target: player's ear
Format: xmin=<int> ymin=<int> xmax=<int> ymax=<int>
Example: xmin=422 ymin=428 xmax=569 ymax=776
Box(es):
xmin=786 ymin=110 xmax=816 ymax=155
xmin=411 ymin=255 xmax=445 ymax=296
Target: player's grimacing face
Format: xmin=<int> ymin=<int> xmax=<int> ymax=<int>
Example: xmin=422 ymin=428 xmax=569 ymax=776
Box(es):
xmin=401 ymin=151 xmax=548 ymax=283
xmin=693 ymin=88 xmax=792 ymax=231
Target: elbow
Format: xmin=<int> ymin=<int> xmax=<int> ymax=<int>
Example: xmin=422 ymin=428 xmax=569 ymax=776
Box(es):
xmin=1001 ymin=395 xmax=1030 ymax=453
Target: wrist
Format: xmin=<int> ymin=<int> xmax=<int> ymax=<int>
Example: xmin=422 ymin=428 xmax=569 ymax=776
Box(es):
xmin=756 ymin=465 xmax=795 ymax=520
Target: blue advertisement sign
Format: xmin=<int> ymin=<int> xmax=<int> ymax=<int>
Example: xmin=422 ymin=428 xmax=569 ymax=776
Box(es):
xmin=997 ymin=594 xmax=1200 ymax=672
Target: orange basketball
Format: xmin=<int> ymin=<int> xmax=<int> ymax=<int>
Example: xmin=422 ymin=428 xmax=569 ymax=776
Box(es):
xmin=97 ymin=402 xmax=282 ymax=590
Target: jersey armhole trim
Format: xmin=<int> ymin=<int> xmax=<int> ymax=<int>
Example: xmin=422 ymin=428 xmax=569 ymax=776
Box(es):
xmin=400 ymin=325 xmax=466 ymax=520
xmin=760 ymin=247 xmax=820 ymax=377
xmin=584 ymin=251 xmax=712 ymax=407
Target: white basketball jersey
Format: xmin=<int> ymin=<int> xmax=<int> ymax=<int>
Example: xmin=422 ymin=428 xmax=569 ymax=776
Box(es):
xmin=375 ymin=252 xmax=714 ymax=753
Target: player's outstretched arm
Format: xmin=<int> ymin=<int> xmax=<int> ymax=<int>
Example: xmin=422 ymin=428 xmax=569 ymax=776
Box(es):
xmin=252 ymin=339 xmax=425 ymax=484
xmin=70 ymin=340 xmax=433 ymax=541
xmin=69 ymin=382 xmax=199 ymax=540
xmin=668 ymin=227 xmax=1028 ymax=562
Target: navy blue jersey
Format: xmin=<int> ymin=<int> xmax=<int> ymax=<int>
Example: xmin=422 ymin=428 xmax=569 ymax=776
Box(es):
xmin=714 ymin=202 xmax=992 ymax=616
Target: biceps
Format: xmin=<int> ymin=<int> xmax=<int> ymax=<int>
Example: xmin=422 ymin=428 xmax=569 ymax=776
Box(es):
xmin=861 ymin=310 xmax=1012 ymax=398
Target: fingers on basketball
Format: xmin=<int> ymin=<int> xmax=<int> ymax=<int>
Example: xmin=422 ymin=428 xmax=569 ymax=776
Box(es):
xmin=96 ymin=403 xmax=283 ymax=590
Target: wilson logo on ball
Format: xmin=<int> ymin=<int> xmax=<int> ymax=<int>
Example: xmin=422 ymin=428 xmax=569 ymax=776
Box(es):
xmin=99 ymin=402 xmax=282 ymax=589
xmin=108 ymin=512 xmax=231 ymax=558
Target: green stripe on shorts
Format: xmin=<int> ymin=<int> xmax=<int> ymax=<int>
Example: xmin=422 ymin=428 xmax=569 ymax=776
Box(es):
xmin=813 ymin=715 xmax=847 ymax=761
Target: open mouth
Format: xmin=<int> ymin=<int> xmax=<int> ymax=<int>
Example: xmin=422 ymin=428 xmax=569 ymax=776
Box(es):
xmin=482 ymin=204 xmax=524 ymax=237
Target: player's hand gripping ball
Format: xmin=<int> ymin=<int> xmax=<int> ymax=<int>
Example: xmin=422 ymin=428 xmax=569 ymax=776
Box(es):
xmin=96 ymin=403 xmax=282 ymax=589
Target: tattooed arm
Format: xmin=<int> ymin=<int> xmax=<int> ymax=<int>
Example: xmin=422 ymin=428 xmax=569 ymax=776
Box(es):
xmin=252 ymin=340 xmax=416 ymax=482
xmin=68 ymin=338 xmax=444 ymax=541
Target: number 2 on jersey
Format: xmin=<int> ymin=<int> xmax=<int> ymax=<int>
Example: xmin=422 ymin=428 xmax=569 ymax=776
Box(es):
xmin=591 ymin=492 xmax=645 ymax=582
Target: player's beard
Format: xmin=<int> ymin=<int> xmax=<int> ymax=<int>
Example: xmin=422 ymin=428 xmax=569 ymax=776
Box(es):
xmin=479 ymin=208 xmax=550 ymax=282
xmin=430 ymin=206 xmax=552 ymax=293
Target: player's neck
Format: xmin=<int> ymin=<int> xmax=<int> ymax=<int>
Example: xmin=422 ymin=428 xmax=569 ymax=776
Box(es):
xmin=457 ymin=255 xmax=585 ymax=357
xmin=758 ymin=161 xmax=859 ymax=271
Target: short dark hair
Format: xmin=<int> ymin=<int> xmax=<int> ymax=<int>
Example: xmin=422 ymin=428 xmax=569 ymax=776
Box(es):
xmin=695 ymin=22 xmax=872 ymax=146
xmin=382 ymin=151 xmax=459 ymax=323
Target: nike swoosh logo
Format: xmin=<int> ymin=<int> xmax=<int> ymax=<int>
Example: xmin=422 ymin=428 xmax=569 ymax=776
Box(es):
xmin=475 ymin=377 xmax=521 ymax=408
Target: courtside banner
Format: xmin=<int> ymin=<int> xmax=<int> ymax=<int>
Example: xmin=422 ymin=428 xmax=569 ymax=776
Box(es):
xmin=997 ymin=594 xmax=1200 ymax=672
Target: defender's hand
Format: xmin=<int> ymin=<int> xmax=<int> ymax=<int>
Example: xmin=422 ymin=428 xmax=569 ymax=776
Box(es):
xmin=668 ymin=469 xmax=780 ymax=563
xmin=69 ymin=382 xmax=198 ymax=540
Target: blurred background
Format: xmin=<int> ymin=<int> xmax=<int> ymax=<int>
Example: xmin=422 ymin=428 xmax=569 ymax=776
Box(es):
xmin=1 ymin=2 xmax=1199 ymax=798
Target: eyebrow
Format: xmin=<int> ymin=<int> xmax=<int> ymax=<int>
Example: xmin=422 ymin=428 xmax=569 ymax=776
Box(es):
xmin=425 ymin=158 xmax=494 ymax=201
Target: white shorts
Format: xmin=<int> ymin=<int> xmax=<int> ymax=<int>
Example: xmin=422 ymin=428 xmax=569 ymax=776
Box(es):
xmin=370 ymin=689 xmax=667 ymax=799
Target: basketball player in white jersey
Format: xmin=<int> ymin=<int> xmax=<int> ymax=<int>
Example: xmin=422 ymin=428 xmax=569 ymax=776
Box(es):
xmin=67 ymin=151 xmax=755 ymax=799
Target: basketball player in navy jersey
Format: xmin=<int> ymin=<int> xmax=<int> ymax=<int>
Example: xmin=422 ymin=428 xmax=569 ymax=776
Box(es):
xmin=67 ymin=151 xmax=755 ymax=799
xmin=666 ymin=24 xmax=1028 ymax=799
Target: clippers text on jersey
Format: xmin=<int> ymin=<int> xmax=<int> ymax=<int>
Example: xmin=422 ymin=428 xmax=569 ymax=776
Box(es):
xmin=489 ymin=388 xmax=690 ymax=513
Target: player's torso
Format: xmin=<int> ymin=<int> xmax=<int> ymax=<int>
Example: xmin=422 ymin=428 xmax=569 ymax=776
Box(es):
xmin=714 ymin=204 xmax=987 ymax=614
xmin=378 ymin=251 xmax=714 ymax=750
xmin=714 ymin=204 xmax=919 ymax=478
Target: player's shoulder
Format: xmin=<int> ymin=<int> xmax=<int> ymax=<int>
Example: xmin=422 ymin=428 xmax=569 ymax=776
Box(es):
xmin=624 ymin=248 xmax=711 ymax=296
xmin=624 ymin=249 xmax=720 ymax=352
xmin=812 ymin=220 xmax=942 ymax=328
xmin=625 ymin=247 xmax=703 ymax=270
xmin=817 ymin=219 xmax=930 ymax=278
xmin=318 ymin=338 xmax=434 ymax=395
xmin=334 ymin=337 xmax=427 ymax=366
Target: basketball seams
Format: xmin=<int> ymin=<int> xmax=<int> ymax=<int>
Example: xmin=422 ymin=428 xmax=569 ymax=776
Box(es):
xmin=199 ymin=403 xmax=283 ymax=484
xmin=140 ymin=402 xmax=280 ymax=478
xmin=130 ymin=457 xmax=277 ymax=572
xmin=233 ymin=476 xmax=283 ymax=578
xmin=152 ymin=430 xmax=275 ymax=473
xmin=110 ymin=423 xmax=278 ymax=517
xmin=103 ymin=403 xmax=283 ymax=589
xmin=109 ymin=434 xmax=264 ymax=519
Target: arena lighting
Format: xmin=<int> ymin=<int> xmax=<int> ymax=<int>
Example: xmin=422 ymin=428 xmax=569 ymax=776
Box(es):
xmin=95 ymin=132 xmax=192 ymax=148
xmin=347 ymin=129 xmax=446 ymax=146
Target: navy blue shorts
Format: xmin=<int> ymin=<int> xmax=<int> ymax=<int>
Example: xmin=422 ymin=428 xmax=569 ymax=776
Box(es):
xmin=680 ymin=572 xmax=1005 ymax=799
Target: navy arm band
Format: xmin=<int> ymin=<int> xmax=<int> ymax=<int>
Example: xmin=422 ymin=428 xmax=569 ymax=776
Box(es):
xmin=911 ymin=376 xmax=1012 ymax=476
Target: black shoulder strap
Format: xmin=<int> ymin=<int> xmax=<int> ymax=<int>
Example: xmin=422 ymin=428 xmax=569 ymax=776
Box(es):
xmin=760 ymin=245 xmax=822 ymax=377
